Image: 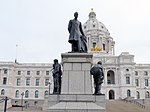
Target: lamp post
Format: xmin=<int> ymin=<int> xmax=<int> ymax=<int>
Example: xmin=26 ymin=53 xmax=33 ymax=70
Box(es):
xmin=21 ymin=92 xmax=24 ymax=111
xmin=0 ymin=97 xmax=8 ymax=112
xmin=144 ymin=87 xmax=147 ymax=98
xmin=48 ymin=81 xmax=52 ymax=95
xmin=144 ymin=87 xmax=147 ymax=104
xmin=4 ymin=97 xmax=8 ymax=112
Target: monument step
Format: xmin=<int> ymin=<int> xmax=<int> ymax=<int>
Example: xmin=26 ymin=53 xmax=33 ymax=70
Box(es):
xmin=49 ymin=94 xmax=105 ymax=102
xmin=46 ymin=102 xmax=105 ymax=112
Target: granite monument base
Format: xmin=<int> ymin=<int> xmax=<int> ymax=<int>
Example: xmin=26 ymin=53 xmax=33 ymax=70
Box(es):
xmin=45 ymin=94 xmax=106 ymax=112
xmin=44 ymin=53 xmax=106 ymax=112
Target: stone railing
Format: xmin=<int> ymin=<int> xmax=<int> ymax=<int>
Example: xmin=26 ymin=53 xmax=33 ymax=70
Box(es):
xmin=120 ymin=97 xmax=146 ymax=109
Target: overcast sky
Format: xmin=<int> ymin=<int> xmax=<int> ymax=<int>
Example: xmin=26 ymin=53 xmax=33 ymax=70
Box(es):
xmin=0 ymin=0 xmax=150 ymax=64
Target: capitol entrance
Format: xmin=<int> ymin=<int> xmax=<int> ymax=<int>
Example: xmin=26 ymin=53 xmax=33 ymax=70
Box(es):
xmin=109 ymin=90 xmax=115 ymax=100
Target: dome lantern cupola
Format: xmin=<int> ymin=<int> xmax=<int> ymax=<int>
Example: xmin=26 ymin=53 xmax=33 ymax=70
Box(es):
xmin=89 ymin=8 xmax=96 ymax=19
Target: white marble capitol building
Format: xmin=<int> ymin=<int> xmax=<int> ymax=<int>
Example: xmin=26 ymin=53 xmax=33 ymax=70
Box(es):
xmin=0 ymin=10 xmax=150 ymax=107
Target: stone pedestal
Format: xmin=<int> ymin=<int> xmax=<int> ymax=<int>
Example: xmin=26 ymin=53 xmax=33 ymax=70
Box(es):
xmin=61 ymin=53 xmax=93 ymax=94
xmin=44 ymin=53 xmax=106 ymax=112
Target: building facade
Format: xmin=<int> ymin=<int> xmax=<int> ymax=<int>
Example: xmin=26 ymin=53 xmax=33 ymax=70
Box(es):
xmin=83 ymin=9 xmax=150 ymax=100
xmin=0 ymin=10 xmax=150 ymax=107
xmin=0 ymin=62 xmax=53 ymax=107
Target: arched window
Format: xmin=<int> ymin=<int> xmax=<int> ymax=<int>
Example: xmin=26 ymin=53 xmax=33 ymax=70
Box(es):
xmin=15 ymin=90 xmax=19 ymax=98
xmin=35 ymin=90 xmax=39 ymax=98
xmin=145 ymin=91 xmax=150 ymax=98
xmin=1 ymin=89 xmax=5 ymax=95
xmin=127 ymin=90 xmax=131 ymax=97
xmin=45 ymin=90 xmax=48 ymax=96
xmin=137 ymin=91 xmax=140 ymax=99
xmin=25 ymin=90 xmax=29 ymax=98
xmin=103 ymin=44 xmax=105 ymax=51
xmin=107 ymin=70 xmax=115 ymax=84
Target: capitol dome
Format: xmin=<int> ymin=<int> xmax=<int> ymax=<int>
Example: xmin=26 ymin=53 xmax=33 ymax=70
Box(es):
xmin=83 ymin=9 xmax=115 ymax=55
xmin=83 ymin=9 xmax=110 ymax=36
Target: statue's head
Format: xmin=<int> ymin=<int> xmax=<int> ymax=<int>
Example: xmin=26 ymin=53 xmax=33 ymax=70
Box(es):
xmin=54 ymin=59 xmax=58 ymax=64
xmin=97 ymin=61 xmax=102 ymax=65
xmin=74 ymin=12 xmax=78 ymax=19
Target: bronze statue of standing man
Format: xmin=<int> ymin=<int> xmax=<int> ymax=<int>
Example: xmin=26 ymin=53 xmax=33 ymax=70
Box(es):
xmin=68 ymin=12 xmax=87 ymax=53
xmin=90 ymin=61 xmax=104 ymax=95
xmin=52 ymin=59 xmax=62 ymax=94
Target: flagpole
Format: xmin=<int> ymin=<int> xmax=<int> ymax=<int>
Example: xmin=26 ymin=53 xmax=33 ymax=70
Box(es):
xmin=15 ymin=44 xmax=18 ymax=63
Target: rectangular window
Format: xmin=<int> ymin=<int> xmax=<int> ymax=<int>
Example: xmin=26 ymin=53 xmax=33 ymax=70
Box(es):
xmin=135 ymin=71 xmax=138 ymax=75
xmin=46 ymin=71 xmax=49 ymax=75
xmin=45 ymin=78 xmax=49 ymax=86
xmin=144 ymin=71 xmax=148 ymax=76
xmin=36 ymin=71 xmax=40 ymax=75
xmin=18 ymin=71 xmax=21 ymax=75
xmin=26 ymin=78 xmax=30 ymax=86
xmin=17 ymin=78 xmax=21 ymax=86
xmin=93 ymin=42 xmax=96 ymax=48
xmin=35 ymin=78 xmax=40 ymax=86
xmin=35 ymin=91 xmax=39 ymax=98
xmin=145 ymin=79 xmax=149 ymax=86
xmin=3 ymin=77 xmax=7 ymax=85
xmin=4 ymin=69 xmax=8 ymax=74
xmin=126 ymin=76 xmax=130 ymax=84
xmin=27 ymin=71 xmax=30 ymax=75
xmin=135 ymin=79 xmax=139 ymax=86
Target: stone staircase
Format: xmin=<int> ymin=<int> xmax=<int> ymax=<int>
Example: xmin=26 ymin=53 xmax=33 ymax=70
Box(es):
xmin=106 ymin=100 xmax=149 ymax=112
xmin=3 ymin=100 xmax=150 ymax=112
